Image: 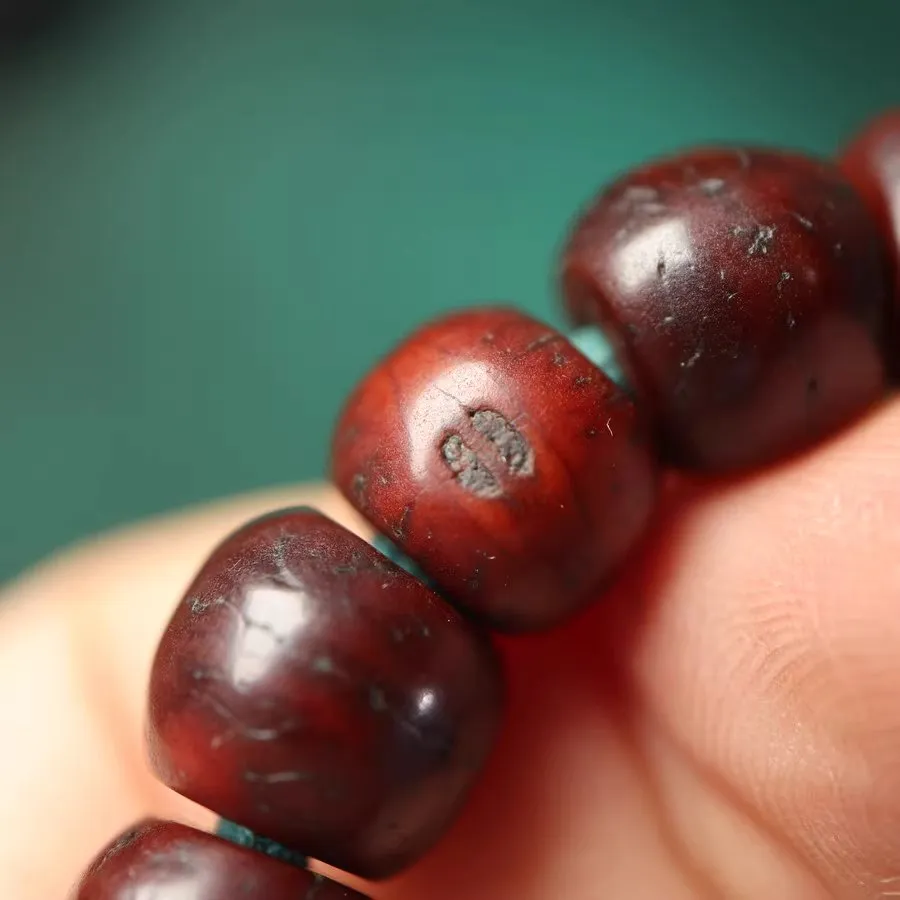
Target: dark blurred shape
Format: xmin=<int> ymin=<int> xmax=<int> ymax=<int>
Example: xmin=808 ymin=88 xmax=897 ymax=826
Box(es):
xmin=0 ymin=0 xmax=74 ymax=48
xmin=840 ymin=110 xmax=900 ymax=304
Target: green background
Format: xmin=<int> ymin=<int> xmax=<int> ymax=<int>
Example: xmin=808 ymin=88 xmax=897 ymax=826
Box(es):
xmin=0 ymin=0 xmax=896 ymax=582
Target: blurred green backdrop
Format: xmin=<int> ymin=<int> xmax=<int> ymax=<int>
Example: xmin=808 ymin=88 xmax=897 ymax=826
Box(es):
xmin=0 ymin=0 xmax=896 ymax=582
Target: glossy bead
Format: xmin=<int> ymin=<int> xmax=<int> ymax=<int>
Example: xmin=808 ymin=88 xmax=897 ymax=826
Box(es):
xmin=147 ymin=507 xmax=502 ymax=880
xmin=72 ymin=820 xmax=369 ymax=899
xmin=561 ymin=148 xmax=890 ymax=470
xmin=840 ymin=111 xmax=900 ymax=305
xmin=331 ymin=307 xmax=659 ymax=632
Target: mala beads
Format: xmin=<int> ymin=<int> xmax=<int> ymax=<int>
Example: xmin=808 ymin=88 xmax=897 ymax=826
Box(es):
xmin=73 ymin=112 xmax=900 ymax=898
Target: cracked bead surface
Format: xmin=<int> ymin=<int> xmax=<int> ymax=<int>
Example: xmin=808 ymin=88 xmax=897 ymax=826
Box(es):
xmin=331 ymin=307 xmax=659 ymax=632
xmin=72 ymin=820 xmax=369 ymax=899
xmin=147 ymin=508 xmax=503 ymax=880
xmin=561 ymin=148 xmax=890 ymax=470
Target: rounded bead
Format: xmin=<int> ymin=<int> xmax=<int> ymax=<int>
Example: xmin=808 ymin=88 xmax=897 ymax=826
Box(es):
xmin=72 ymin=820 xmax=369 ymax=899
xmin=331 ymin=307 xmax=659 ymax=632
xmin=147 ymin=508 xmax=503 ymax=880
xmin=840 ymin=111 xmax=900 ymax=308
xmin=561 ymin=148 xmax=890 ymax=470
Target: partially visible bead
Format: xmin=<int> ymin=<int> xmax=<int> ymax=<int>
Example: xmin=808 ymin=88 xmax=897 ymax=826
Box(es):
xmin=147 ymin=507 xmax=502 ymax=880
xmin=840 ymin=111 xmax=900 ymax=338
xmin=331 ymin=307 xmax=659 ymax=632
xmin=561 ymin=147 xmax=890 ymax=470
xmin=72 ymin=820 xmax=369 ymax=899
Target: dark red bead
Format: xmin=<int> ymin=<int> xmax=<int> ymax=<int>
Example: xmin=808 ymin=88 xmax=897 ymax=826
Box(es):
xmin=147 ymin=508 xmax=502 ymax=880
xmin=73 ymin=820 xmax=368 ymax=899
xmin=331 ymin=307 xmax=659 ymax=632
xmin=561 ymin=148 xmax=890 ymax=470
xmin=840 ymin=111 xmax=900 ymax=306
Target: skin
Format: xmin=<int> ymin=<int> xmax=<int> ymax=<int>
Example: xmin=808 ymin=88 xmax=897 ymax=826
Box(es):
xmin=5 ymin=401 xmax=900 ymax=899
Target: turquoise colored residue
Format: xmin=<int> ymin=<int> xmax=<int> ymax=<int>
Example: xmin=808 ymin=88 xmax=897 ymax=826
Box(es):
xmin=215 ymin=818 xmax=308 ymax=869
xmin=371 ymin=532 xmax=439 ymax=590
xmin=566 ymin=325 xmax=630 ymax=390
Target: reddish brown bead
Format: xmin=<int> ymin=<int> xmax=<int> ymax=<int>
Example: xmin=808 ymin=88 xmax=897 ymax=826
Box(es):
xmin=840 ymin=112 xmax=900 ymax=309
xmin=331 ymin=307 xmax=658 ymax=632
xmin=561 ymin=148 xmax=890 ymax=470
xmin=72 ymin=820 xmax=369 ymax=899
xmin=147 ymin=508 xmax=502 ymax=880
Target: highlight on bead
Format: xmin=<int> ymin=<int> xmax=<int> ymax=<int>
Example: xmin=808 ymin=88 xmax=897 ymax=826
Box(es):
xmin=146 ymin=506 xmax=503 ymax=880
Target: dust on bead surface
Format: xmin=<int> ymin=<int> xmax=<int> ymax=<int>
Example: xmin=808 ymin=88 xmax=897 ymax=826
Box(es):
xmin=562 ymin=148 xmax=890 ymax=469
xmin=331 ymin=307 xmax=659 ymax=632
xmin=72 ymin=820 xmax=370 ymax=899
xmin=146 ymin=508 xmax=503 ymax=881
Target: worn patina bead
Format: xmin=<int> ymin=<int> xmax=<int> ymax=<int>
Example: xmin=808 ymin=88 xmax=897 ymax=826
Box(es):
xmin=146 ymin=507 xmax=502 ymax=880
xmin=561 ymin=148 xmax=891 ymax=470
xmin=331 ymin=307 xmax=659 ymax=632
xmin=72 ymin=820 xmax=369 ymax=899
